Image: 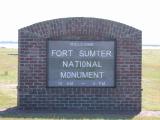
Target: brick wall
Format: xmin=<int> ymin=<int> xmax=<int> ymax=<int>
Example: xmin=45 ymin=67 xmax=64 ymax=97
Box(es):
xmin=18 ymin=17 xmax=142 ymax=113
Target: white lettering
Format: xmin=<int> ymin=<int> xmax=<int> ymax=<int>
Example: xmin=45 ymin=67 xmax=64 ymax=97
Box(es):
xmin=51 ymin=50 xmax=73 ymax=57
xmin=60 ymin=72 xmax=104 ymax=79
xmin=62 ymin=61 xmax=102 ymax=68
xmin=79 ymin=50 xmax=112 ymax=57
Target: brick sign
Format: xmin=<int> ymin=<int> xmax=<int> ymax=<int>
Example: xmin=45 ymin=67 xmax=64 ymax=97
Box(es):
xmin=47 ymin=40 xmax=116 ymax=87
xmin=19 ymin=18 xmax=142 ymax=112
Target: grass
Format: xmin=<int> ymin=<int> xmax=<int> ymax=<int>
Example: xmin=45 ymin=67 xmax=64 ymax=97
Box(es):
xmin=0 ymin=48 xmax=17 ymax=109
xmin=142 ymin=49 xmax=160 ymax=80
xmin=0 ymin=88 xmax=17 ymax=109
xmin=0 ymin=113 xmax=160 ymax=120
xmin=0 ymin=48 xmax=17 ymax=84
xmin=0 ymin=48 xmax=160 ymax=120
xmin=142 ymin=49 xmax=160 ymax=110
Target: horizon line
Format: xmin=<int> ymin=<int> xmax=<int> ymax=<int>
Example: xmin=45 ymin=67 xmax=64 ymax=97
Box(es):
xmin=0 ymin=41 xmax=160 ymax=46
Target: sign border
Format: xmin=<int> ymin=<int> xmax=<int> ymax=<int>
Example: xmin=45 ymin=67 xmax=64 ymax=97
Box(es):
xmin=46 ymin=39 xmax=117 ymax=88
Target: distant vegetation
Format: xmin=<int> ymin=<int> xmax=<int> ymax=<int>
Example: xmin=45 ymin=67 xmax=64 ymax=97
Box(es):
xmin=143 ymin=44 xmax=160 ymax=47
xmin=0 ymin=41 xmax=17 ymax=44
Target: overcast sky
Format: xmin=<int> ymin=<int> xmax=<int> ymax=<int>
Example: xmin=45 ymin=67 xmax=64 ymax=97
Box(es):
xmin=0 ymin=0 xmax=160 ymax=45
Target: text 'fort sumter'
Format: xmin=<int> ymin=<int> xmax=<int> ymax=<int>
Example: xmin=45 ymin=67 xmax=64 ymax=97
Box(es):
xmin=51 ymin=49 xmax=112 ymax=79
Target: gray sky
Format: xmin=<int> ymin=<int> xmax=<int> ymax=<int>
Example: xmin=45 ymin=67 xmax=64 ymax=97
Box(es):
xmin=0 ymin=0 xmax=160 ymax=45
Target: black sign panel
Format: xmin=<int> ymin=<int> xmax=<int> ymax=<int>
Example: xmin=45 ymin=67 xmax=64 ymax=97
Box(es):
xmin=47 ymin=40 xmax=116 ymax=87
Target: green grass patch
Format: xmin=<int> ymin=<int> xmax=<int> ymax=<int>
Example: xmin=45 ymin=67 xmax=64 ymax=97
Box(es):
xmin=142 ymin=49 xmax=160 ymax=110
xmin=142 ymin=49 xmax=160 ymax=80
xmin=0 ymin=48 xmax=18 ymax=84
xmin=0 ymin=88 xmax=17 ymax=108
